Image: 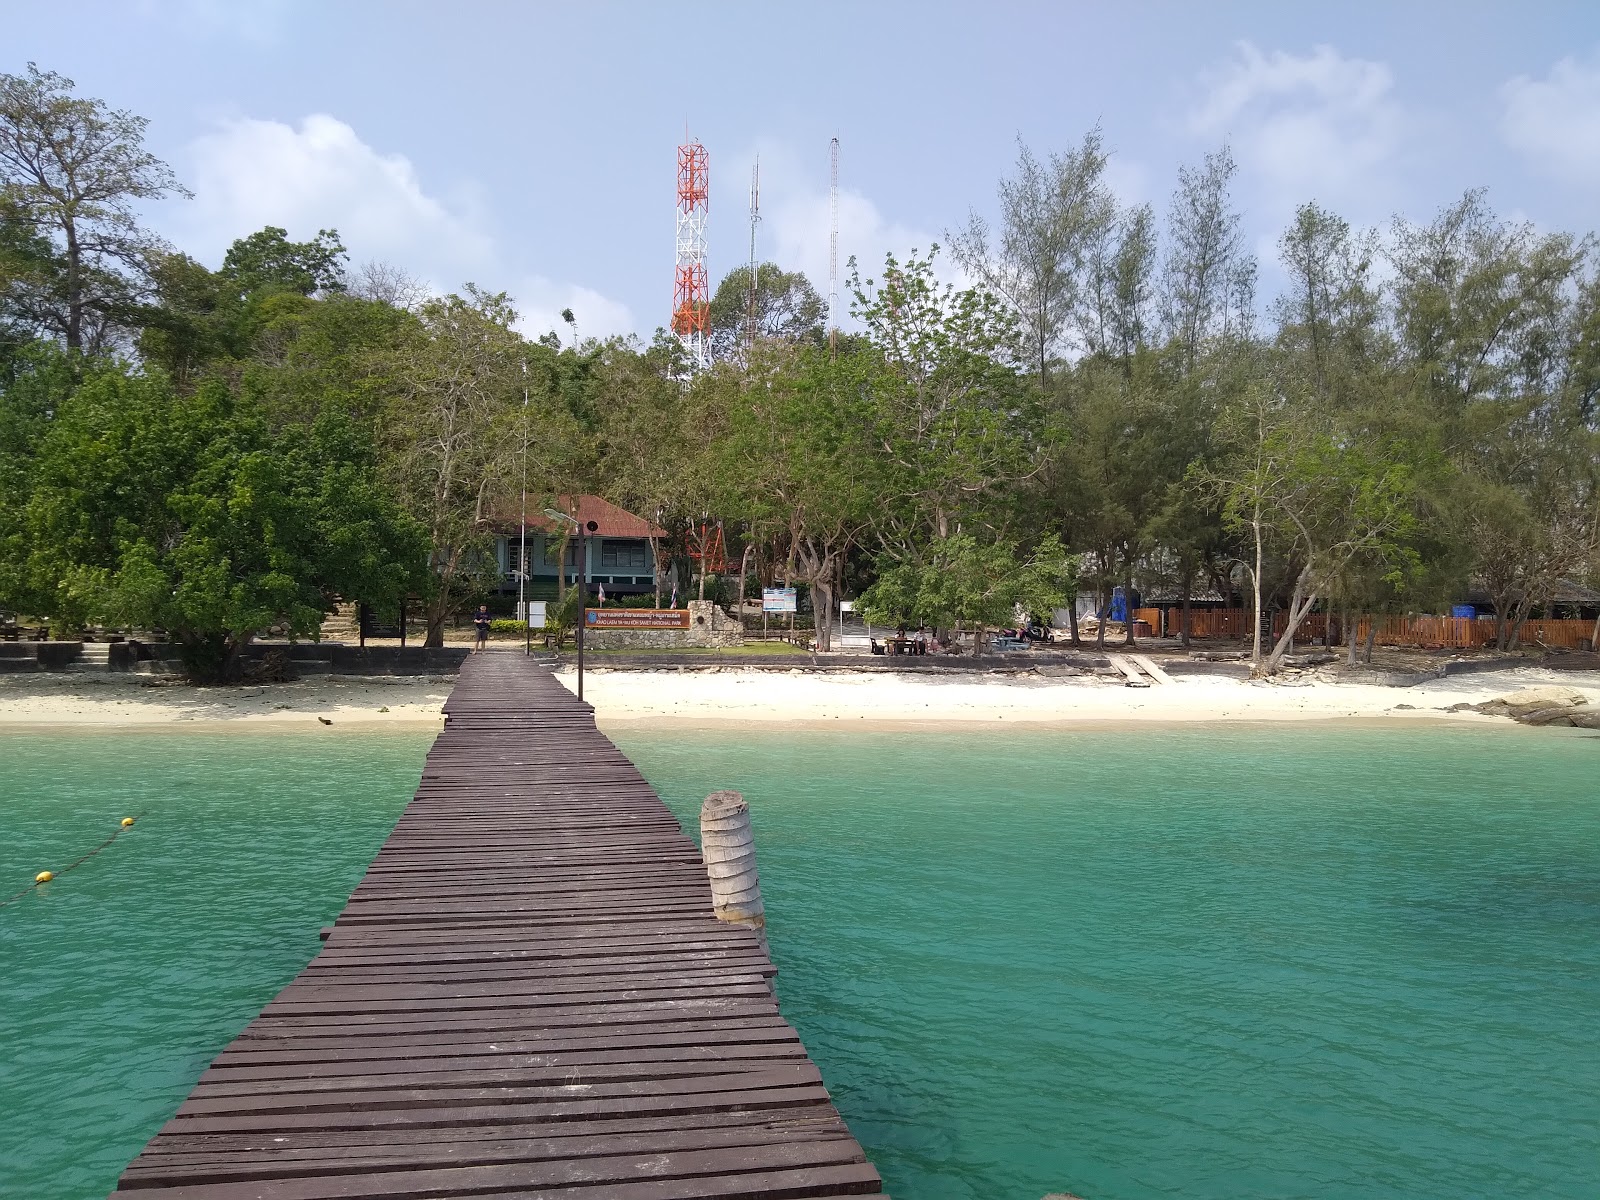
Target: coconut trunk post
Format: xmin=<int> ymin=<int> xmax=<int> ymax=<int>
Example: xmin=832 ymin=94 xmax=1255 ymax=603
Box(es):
xmin=699 ymin=790 xmax=769 ymax=964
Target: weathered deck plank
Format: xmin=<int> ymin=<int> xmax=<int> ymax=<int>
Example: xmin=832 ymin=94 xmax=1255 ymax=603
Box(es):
xmin=110 ymin=653 xmax=880 ymax=1198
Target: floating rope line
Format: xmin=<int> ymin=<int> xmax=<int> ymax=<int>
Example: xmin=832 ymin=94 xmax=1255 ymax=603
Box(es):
xmin=1 ymin=814 xmax=146 ymax=909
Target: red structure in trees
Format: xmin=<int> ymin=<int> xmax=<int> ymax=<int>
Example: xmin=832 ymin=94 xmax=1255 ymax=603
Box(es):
xmin=672 ymin=139 xmax=710 ymax=369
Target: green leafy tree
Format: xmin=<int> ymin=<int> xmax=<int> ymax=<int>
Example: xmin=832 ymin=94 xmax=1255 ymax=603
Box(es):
xmin=707 ymin=262 xmax=824 ymax=358
xmin=376 ymin=286 xmax=525 ymax=646
xmin=950 ymin=130 xmax=1114 ymax=380
xmin=860 ymin=532 xmax=1075 ymax=650
xmin=0 ymin=64 xmax=188 ymax=352
xmin=220 ymin=226 xmax=347 ymax=300
xmin=15 ymin=365 xmax=424 ymax=680
xmin=849 ymin=247 xmax=1035 ymax=549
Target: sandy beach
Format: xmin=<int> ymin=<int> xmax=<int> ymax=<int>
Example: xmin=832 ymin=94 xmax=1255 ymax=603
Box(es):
xmin=0 ymin=658 xmax=1595 ymax=730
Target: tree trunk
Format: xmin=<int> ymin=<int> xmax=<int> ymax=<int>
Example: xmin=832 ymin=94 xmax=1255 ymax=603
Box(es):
xmin=1265 ymin=579 xmax=1317 ymax=673
xmin=1180 ymin=572 xmax=1192 ymax=650
xmin=1067 ymin=601 xmax=1081 ymax=648
xmin=424 ymin=606 xmax=447 ymax=649
xmin=1122 ymin=560 xmax=1136 ymax=649
xmin=65 ymin=223 xmax=83 ymax=353
xmin=1249 ymin=510 xmax=1264 ymax=669
xmin=736 ymin=544 xmax=753 ymax=634
xmin=1345 ymin=608 xmax=1358 ymax=666
xmin=813 ymin=571 xmax=834 ymax=652
xmin=1363 ymin=620 xmax=1377 ymax=664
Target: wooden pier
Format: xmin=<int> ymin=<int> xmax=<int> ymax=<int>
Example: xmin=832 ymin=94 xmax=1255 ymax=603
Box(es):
xmin=111 ymin=654 xmax=882 ymax=1199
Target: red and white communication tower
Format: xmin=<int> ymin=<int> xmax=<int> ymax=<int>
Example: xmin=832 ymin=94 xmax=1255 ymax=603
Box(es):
xmin=672 ymin=138 xmax=710 ymax=370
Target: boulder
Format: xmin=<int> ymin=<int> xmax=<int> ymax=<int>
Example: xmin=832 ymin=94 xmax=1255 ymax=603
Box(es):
xmin=1517 ymin=706 xmax=1574 ymax=726
xmin=1498 ymin=686 xmax=1588 ymax=709
xmin=1568 ymin=709 xmax=1600 ymax=730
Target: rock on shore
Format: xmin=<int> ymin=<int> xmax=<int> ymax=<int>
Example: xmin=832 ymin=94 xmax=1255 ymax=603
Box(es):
xmin=1471 ymin=686 xmax=1600 ymax=728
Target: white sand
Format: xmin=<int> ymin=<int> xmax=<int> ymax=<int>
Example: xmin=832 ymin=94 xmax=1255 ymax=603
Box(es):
xmin=567 ymin=665 xmax=1600 ymax=729
xmin=0 ymin=662 xmax=1594 ymax=731
xmin=0 ymin=673 xmax=452 ymax=729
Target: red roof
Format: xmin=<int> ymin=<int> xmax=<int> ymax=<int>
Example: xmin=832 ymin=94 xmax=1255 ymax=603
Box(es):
xmin=486 ymin=494 xmax=666 ymax=539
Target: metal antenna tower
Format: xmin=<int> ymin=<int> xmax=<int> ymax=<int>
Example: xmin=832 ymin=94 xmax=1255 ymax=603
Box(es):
xmin=672 ymin=137 xmax=710 ymax=370
xmin=746 ymin=157 xmax=760 ymax=350
xmin=828 ymin=136 xmax=839 ymax=352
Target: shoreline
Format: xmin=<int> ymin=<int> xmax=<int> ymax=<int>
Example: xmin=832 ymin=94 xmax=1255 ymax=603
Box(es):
xmin=0 ymin=664 xmax=1594 ymax=733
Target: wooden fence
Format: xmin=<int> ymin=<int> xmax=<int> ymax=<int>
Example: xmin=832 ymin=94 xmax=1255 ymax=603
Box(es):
xmin=1134 ymin=607 xmax=1593 ymax=650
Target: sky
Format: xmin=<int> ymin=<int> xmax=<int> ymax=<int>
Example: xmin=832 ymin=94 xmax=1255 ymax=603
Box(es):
xmin=9 ymin=1 xmax=1600 ymax=342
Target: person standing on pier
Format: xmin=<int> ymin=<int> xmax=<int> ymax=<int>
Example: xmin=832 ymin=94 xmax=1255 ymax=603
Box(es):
xmin=472 ymin=604 xmax=491 ymax=652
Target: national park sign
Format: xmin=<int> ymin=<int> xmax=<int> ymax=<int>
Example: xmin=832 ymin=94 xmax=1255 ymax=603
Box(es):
xmin=584 ymin=608 xmax=691 ymax=629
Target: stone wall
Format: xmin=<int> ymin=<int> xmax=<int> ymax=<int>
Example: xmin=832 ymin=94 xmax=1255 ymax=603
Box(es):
xmin=584 ymin=601 xmax=744 ymax=651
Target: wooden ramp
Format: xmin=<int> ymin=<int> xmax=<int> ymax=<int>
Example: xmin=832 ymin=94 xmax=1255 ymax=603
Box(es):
xmin=110 ymin=653 xmax=882 ymax=1199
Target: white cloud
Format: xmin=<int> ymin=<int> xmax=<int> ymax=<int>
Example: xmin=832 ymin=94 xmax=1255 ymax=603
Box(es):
xmin=1188 ymin=43 xmax=1405 ymax=209
xmin=1500 ymin=48 xmax=1600 ymax=184
xmin=513 ymin=277 xmax=635 ymax=344
xmin=175 ymin=114 xmax=492 ymax=283
xmin=166 ymin=113 xmax=633 ymax=334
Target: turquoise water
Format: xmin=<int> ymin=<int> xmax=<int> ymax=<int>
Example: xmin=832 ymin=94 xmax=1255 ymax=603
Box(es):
xmin=3 ymin=724 xmax=1598 ymax=1199
xmin=0 ymin=731 xmax=430 ymax=1198
xmin=612 ymin=724 xmax=1600 ymax=1200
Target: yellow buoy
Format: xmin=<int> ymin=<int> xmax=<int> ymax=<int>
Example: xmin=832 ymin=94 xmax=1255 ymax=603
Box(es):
xmin=121 ymin=817 xmax=135 ymax=827
xmin=35 ymin=871 xmax=53 ymax=884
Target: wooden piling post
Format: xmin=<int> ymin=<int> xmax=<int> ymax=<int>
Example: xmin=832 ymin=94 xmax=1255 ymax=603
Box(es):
xmin=700 ymin=790 xmax=765 ymax=931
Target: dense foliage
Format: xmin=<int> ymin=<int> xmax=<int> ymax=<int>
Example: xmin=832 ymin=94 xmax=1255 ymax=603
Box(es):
xmin=2 ymin=67 xmax=1597 ymax=677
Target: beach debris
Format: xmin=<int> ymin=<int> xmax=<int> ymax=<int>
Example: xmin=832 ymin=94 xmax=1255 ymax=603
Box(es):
xmin=1470 ymin=686 xmax=1595 ymax=728
xmin=1284 ymin=651 xmax=1337 ymax=667
xmin=317 ymin=716 xmax=332 ymax=725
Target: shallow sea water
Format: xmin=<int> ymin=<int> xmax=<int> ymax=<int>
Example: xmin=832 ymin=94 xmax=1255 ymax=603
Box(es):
xmin=614 ymin=723 xmax=1600 ymax=1200
xmin=0 ymin=730 xmax=431 ymax=1198
xmin=2 ymin=722 xmax=1597 ymax=1199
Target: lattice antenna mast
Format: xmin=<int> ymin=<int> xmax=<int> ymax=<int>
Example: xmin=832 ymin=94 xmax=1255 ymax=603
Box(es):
xmin=672 ymin=138 xmax=711 ymax=370
xmin=746 ymin=158 xmax=760 ymax=350
xmin=828 ymin=137 xmax=840 ymax=352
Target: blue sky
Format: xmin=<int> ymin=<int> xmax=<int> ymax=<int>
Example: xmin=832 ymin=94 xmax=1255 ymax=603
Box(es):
xmin=10 ymin=1 xmax=1600 ymax=339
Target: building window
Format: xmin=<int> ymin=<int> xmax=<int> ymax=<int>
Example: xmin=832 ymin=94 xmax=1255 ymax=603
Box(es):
xmin=600 ymin=539 xmax=649 ymax=572
xmin=541 ymin=537 xmax=580 ymax=568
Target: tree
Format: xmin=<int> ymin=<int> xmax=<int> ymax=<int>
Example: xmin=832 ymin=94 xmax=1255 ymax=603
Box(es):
xmin=707 ymin=262 xmax=824 ymax=358
xmin=376 ymin=287 xmax=525 ymax=647
xmin=700 ymin=343 xmax=883 ymax=650
xmin=0 ymin=338 xmax=74 ymax=613
xmin=220 ymin=226 xmax=347 ymax=300
xmin=1162 ymin=145 xmax=1256 ymax=371
xmin=951 ymin=130 xmax=1114 ymax=380
xmin=1082 ymin=202 xmax=1159 ymax=364
xmin=1204 ymin=377 xmax=1418 ymax=675
xmin=860 ymin=531 xmax=1075 ymax=650
xmin=14 ymin=365 xmax=423 ymax=681
xmin=849 ymin=248 xmax=1035 ymax=551
xmin=1390 ymin=192 xmax=1599 ymax=647
xmin=0 ymin=65 xmax=187 ymax=352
